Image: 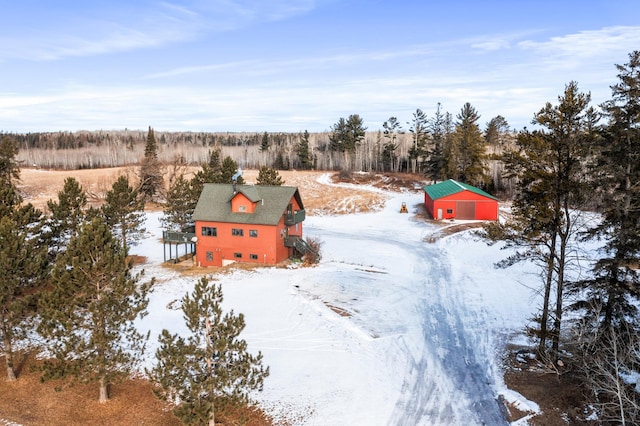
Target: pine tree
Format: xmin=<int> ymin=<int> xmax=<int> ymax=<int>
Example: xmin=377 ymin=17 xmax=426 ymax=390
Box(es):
xmin=162 ymin=174 xmax=198 ymax=231
xmin=485 ymin=82 xmax=596 ymax=359
xmin=297 ymin=130 xmax=312 ymax=170
xmin=260 ymin=131 xmax=269 ymax=152
xmin=139 ymin=126 xmax=164 ymax=202
xmin=149 ymin=277 xmax=269 ymax=426
xmin=191 ymin=149 xmax=223 ymax=196
xmin=484 ymin=115 xmax=510 ymax=146
xmin=452 ymin=103 xmax=487 ymax=187
xmin=427 ymin=104 xmax=451 ymax=181
xmin=45 ymin=177 xmax=88 ymax=258
xmin=102 ymin=175 xmax=145 ymax=253
xmin=407 ymin=109 xmax=429 ymax=173
xmin=0 ymin=209 xmax=47 ymax=381
xmin=255 ymin=166 xmax=285 ymax=186
xmin=38 ymin=218 xmax=151 ymax=403
xmin=573 ymin=51 xmax=640 ymax=344
xmin=382 ymin=117 xmax=402 ymax=172
xmin=0 ymin=136 xmax=20 ymax=183
xmin=0 ymin=138 xmax=48 ymax=381
xmin=220 ymin=156 xmax=244 ymax=184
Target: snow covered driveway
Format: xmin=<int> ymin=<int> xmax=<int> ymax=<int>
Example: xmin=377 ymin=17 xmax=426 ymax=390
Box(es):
xmin=134 ymin=186 xmax=536 ymax=425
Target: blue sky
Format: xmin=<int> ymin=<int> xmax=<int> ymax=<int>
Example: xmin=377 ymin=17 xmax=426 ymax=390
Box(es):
xmin=1 ymin=0 xmax=639 ymax=133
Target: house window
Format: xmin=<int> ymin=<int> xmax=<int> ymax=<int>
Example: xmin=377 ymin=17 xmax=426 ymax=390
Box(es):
xmin=238 ymin=205 xmax=246 ymax=212
xmin=249 ymin=229 xmax=258 ymax=238
xmin=250 ymin=254 xmax=258 ymax=260
xmin=234 ymin=252 xmax=242 ymax=259
xmin=232 ymin=228 xmax=244 ymax=236
xmin=206 ymin=251 xmax=213 ymax=262
xmin=202 ymin=226 xmax=217 ymax=237
xmin=446 ymin=209 xmax=453 ymax=214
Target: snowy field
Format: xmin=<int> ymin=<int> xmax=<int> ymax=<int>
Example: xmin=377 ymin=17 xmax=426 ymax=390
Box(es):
xmin=132 ymin=178 xmax=542 ymax=425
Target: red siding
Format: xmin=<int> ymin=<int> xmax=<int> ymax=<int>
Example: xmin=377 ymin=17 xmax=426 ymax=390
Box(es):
xmin=424 ymin=190 xmax=498 ymax=221
xmin=194 ymin=195 xmax=303 ymax=267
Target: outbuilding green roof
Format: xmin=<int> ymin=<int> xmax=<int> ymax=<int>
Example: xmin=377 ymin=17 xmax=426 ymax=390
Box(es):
xmin=193 ymin=184 xmax=304 ymax=226
xmin=423 ymin=179 xmax=498 ymax=201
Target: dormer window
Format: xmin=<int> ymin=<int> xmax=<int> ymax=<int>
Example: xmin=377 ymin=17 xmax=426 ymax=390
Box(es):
xmin=238 ymin=205 xmax=246 ymax=212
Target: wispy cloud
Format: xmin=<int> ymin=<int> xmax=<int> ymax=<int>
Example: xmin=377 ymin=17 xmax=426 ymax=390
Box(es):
xmin=518 ymin=26 xmax=640 ymax=62
xmin=0 ymin=0 xmax=320 ymax=62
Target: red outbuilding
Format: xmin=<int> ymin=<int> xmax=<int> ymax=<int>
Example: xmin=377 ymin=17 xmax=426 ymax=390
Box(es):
xmin=192 ymin=183 xmax=311 ymax=267
xmin=423 ymin=179 xmax=499 ymax=221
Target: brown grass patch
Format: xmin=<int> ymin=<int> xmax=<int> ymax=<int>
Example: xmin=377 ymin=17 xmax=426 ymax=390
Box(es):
xmin=17 ymin=168 xmax=423 ymax=216
xmin=502 ymin=348 xmax=593 ymax=425
xmin=0 ymin=353 xmax=272 ymax=426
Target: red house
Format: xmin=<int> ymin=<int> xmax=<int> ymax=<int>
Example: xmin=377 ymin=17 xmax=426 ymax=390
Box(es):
xmin=423 ymin=179 xmax=498 ymax=220
xmin=192 ymin=183 xmax=308 ymax=267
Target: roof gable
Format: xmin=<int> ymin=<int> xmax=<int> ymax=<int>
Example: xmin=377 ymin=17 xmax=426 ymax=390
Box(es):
xmin=193 ymin=184 xmax=304 ymax=225
xmin=423 ymin=179 xmax=498 ymax=201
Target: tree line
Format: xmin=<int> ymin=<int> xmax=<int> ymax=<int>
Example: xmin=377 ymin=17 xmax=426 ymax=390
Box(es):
xmin=5 ymin=111 xmax=514 ymax=196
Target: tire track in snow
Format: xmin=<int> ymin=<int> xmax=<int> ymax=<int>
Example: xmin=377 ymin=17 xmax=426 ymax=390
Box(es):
xmin=389 ymin=244 xmax=508 ymax=425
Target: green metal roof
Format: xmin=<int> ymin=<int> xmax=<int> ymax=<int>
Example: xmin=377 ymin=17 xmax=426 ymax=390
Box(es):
xmin=193 ymin=184 xmax=304 ymax=226
xmin=423 ymin=179 xmax=498 ymax=201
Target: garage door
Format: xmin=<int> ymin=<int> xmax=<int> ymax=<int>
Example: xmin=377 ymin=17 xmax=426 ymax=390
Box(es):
xmin=456 ymin=201 xmax=475 ymax=220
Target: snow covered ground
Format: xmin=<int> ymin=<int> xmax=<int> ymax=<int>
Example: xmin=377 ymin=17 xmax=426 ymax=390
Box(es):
xmin=132 ymin=178 xmax=542 ymax=425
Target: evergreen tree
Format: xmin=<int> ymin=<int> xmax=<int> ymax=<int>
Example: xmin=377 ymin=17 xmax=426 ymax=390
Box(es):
xmin=255 ymin=166 xmax=285 ymax=186
xmin=407 ymin=109 xmax=429 ymax=173
xmin=382 ymin=117 xmax=402 ymax=172
xmin=0 ymin=136 xmax=20 ymax=183
xmin=484 ymin=115 xmax=510 ymax=146
xmin=102 ymin=175 xmax=145 ymax=253
xmin=149 ymin=277 xmax=269 ymax=426
xmin=191 ymin=149 xmax=223 ymax=197
xmin=139 ymin=126 xmax=164 ymax=202
xmin=260 ymin=131 xmax=269 ymax=152
xmin=485 ymin=82 xmax=596 ymax=359
xmin=46 ymin=177 xmax=88 ymax=257
xmin=0 ymin=210 xmax=47 ymax=381
xmin=426 ymin=103 xmax=451 ymax=181
xmin=297 ymin=130 xmax=312 ymax=170
xmin=220 ymin=156 xmax=244 ymax=184
xmin=452 ymin=103 xmax=487 ymax=186
xmin=567 ymin=52 xmax=640 ymax=391
xmin=38 ymin=219 xmax=151 ymax=403
xmin=329 ymin=115 xmax=366 ymax=170
xmin=162 ymin=174 xmax=198 ymax=231
xmin=0 ymin=138 xmax=48 ymax=381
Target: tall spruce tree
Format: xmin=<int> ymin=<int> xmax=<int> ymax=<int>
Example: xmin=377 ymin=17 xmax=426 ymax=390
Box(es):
xmin=568 ymin=51 xmax=640 ymax=332
xmin=427 ymin=103 xmax=451 ymax=182
xmin=407 ymin=109 xmax=429 ymax=173
xmin=139 ymin=126 xmax=164 ymax=202
xmin=102 ymin=175 xmax=145 ymax=253
xmin=452 ymin=103 xmax=487 ymax=186
xmin=38 ymin=218 xmax=150 ymax=403
xmin=149 ymin=277 xmax=269 ymax=426
xmin=297 ymin=130 xmax=313 ymax=170
xmin=382 ymin=117 xmax=402 ymax=172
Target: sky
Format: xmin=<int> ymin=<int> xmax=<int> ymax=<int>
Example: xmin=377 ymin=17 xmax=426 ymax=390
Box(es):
xmin=1 ymin=0 xmax=639 ymax=133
